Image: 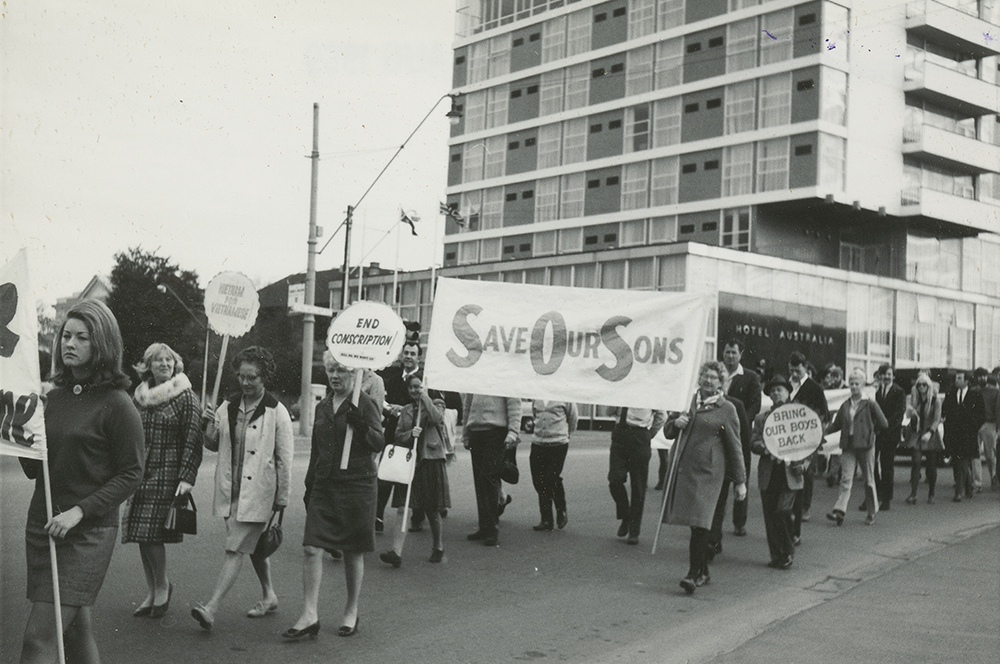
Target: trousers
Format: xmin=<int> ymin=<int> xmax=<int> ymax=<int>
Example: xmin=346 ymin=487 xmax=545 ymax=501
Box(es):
xmin=530 ymin=443 xmax=568 ymax=524
xmin=469 ymin=427 xmax=507 ymax=536
xmin=608 ymin=425 xmax=651 ymax=538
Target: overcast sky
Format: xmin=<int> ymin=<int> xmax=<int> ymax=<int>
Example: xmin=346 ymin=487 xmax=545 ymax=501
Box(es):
xmin=2 ymin=0 xmax=456 ymax=305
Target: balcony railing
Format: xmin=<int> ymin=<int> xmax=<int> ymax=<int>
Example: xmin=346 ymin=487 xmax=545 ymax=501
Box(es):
xmin=906 ymin=0 xmax=980 ymax=19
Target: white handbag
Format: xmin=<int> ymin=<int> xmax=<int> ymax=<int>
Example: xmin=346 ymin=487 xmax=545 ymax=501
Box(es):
xmin=378 ymin=444 xmax=416 ymax=484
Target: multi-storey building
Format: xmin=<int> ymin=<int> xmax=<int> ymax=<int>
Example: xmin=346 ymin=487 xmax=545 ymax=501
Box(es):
xmin=437 ymin=0 xmax=1000 ymax=383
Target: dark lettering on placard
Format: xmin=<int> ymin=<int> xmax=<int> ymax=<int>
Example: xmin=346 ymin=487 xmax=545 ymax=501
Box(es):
xmin=446 ymin=304 xmax=483 ymax=368
xmin=0 ymin=282 xmax=21 ymax=358
xmin=596 ymin=316 xmax=632 ymax=382
xmin=0 ymin=390 xmax=38 ymax=446
xmin=530 ymin=311 xmax=567 ymax=375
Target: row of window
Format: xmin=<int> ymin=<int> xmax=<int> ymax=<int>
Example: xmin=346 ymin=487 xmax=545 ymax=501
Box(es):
xmin=451 ymin=65 xmax=846 ymax=185
xmin=448 ymin=133 xmax=845 ymax=233
xmin=455 ymin=1 xmax=848 ymax=97
xmin=444 ymin=207 xmax=751 ymax=267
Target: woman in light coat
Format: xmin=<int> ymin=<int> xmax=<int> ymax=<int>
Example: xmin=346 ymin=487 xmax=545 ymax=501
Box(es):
xmin=662 ymin=361 xmax=746 ymax=594
xmin=904 ymin=372 xmax=944 ymax=504
xmin=191 ymin=346 xmax=294 ymax=630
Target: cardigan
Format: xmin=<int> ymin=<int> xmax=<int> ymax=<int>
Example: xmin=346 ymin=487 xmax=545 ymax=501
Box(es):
xmin=395 ymin=392 xmax=452 ymax=461
xmin=531 ymin=400 xmax=578 ymax=445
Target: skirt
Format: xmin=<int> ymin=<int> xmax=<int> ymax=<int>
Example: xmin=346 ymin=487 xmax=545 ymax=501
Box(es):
xmin=303 ymin=477 xmax=377 ymax=553
xmin=225 ymin=518 xmax=267 ymax=554
xmin=412 ymin=459 xmax=451 ymax=512
xmin=26 ymin=519 xmax=117 ymax=606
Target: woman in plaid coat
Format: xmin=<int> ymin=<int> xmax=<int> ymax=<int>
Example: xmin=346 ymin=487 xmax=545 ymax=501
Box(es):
xmin=121 ymin=343 xmax=203 ymax=618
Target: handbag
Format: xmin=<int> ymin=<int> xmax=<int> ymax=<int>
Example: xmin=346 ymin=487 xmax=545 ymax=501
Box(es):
xmin=253 ymin=509 xmax=283 ymax=558
xmin=500 ymin=445 xmax=519 ymax=485
xmin=378 ymin=444 xmax=416 ymax=484
xmin=163 ymin=494 xmax=197 ymax=535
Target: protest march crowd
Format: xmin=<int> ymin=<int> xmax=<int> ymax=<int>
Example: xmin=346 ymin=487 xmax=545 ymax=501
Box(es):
xmin=10 ymin=298 xmax=1000 ymax=663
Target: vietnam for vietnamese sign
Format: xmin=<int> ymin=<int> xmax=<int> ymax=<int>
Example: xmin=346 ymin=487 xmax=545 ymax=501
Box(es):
xmin=326 ymin=301 xmax=406 ymax=370
xmin=425 ymin=277 xmax=712 ymax=411
xmin=761 ymin=403 xmax=823 ymax=462
xmin=204 ymin=271 xmax=260 ymax=337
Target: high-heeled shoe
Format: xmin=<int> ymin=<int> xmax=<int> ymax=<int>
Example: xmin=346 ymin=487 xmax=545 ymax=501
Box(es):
xmin=149 ymin=583 xmax=172 ymax=619
xmin=132 ymin=604 xmax=153 ymax=618
xmin=281 ymin=622 xmax=320 ymax=640
xmin=338 ymin=617 xmax=359 ymax=637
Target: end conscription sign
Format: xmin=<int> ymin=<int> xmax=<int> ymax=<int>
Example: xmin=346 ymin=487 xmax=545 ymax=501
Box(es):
xmin=205 ymin=271 xmax=260 ymax=337
xmin=762 ymin=403 xmax=823 ymax=462
xmin=424 ymin=277 xmax=712 ymax=412
xmin=326 ymin=301 xmax=406 ymax=370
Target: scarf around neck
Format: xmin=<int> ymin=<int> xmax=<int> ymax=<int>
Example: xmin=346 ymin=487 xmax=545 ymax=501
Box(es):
xmin=134 ymin=373 xmax=192 ymax=408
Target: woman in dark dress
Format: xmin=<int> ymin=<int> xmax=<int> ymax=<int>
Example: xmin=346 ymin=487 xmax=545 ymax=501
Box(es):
xmin=20 ymin=300 xmax=145 ymax=663
xmin=283 ymin=351 xmax=384 ymax=640
xmin=122 ymin=342 xmax=202 ymax=618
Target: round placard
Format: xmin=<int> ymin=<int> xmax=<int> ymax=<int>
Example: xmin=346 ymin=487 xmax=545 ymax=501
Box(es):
xmin=204 ymin=271 xmax=260 ymax=337
xmin=326 ymin=301 xmax=406 ymax=370
xmin=762 ymin=403 xmax=823 ymax=462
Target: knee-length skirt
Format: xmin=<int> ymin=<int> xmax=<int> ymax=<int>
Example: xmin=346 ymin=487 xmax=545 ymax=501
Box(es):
xmin=412 ymin=459 xmax=451 ymax=512
xmin=26 ymin=518 xmax=117 ymax=606
xmin=303 ymin=476 xmax=377 ymax=553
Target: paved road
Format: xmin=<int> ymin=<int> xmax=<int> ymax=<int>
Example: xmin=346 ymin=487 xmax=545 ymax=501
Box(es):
xmin=2 ymin=431 xmax=997 ymax=663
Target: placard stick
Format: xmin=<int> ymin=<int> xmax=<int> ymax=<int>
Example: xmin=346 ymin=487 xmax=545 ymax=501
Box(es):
xmin=340 ymin=368 xmax=364 ymax=470
xmin=210 ymin=334 xmax=230 ymax=409
xmin=41 ymin=456 xmax=67 ymax=664
xmin=200 ymin=327 xmax=210 ymax=410
xmin=400 ymin=399 xmax=422 ymax=533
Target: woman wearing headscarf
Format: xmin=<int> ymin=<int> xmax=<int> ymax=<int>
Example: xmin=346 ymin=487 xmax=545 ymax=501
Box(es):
xmin=122 ymin=342 xmax=202 ymax=618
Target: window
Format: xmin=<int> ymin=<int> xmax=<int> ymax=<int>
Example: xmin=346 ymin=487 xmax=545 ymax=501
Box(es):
xmin=559 ymin=227 xmax=584 ymax=254
xmin=537 ymin=122 xmax=562 ymax=169
xmin=757 ymin=137 xmax=789 ymax=191
xmin=459 ymin=240 xmax=480 ymax=265
xmin=724 ymin=80 xmax=756 ymax=134
xmin=468 ymin=41 xmax=489 ymax=84
xmin=730 ymin=0 xmax=760 ymax=9
xmin=464 ymin=91 xmax=487 ymax=134
xmin=628 ymin=0 xmax=656 ymax=40
xmin=685 ymin=103 xmax=699 ymax=114
xmin=489 ymin=34 xmax=512 ymax=78
xmin=652 ymin=96 xmax=681 ymax=147
xmin=819 ymin=134 xmax=846 ymax=190
xmin=564 ymin=63 xmax=590 ymax=110
xmin=621 ymin=161 xmax=650 ymax=210
xmin=721 ymin=207 xmax=751 ymax=251
xmin=650 ymin=156 xmax=680 ymax=206
xmin=484 ymin=135 xmax=506 ymax=179
xmin=655 ymin=38 xmax=683 ymax=90
xmin=562 ymin=117 xmax=588 ymax=164
xmin=542 ymin=16 xmax=567 ymax=63
xmin=657 ymin=0 xmax=684 ymax=31
xmin=486 ymin=84 xmax=510 ymax=128
xmin=727 ymin=18 xmax=757 ymax=72
xmin=760 ymin=9 xmax=794 ymax=65
xmin=535 ymin=230 xmax=557 ymax=255
xmin=793 ymin=144 xmax=812 ymax=156
xmin=821 ymin=69 xmax=848 ymax=125
xmin=567 ymin=9 xmax=591 ymax=56
xmin=536 ymin=177 xmax=560 ymax=221
xmin=621 ymin=219 xmax=647 ymax=246
xmin=601 ymin=261 xmax=626 ymax=289
xmin=481 ymin=237 xmax=502 ymax=262
xmin=460 ymin=190 xmax=482 ymax=229
xmin=708 ymin=37 xmax=724 ymax=49
xmin=482 ymin=186 xmax=504 ymax=229
xmin=540 ymin=69 xmax=564 ymax=116
xmin=560 ymin=172 xmax=586 ymax=218
xmin=463 ymin=142 xmax=485 ymax=182
xmin=722 ymin=143 xmax=754 ymax=196
xmin=759 ymin=72 xmax=791 ymax=128
xmin=650 ymin=216 xmax=677 ymax=243
xmin=625 ymin=104 xmax=650 ymax=153
xmin=626 ymin=46 xmax=654 ymax=96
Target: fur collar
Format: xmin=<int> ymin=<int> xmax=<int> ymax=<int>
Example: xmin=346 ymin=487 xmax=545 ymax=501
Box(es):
xmin=134 ymin=373 xmax=192 ymax=408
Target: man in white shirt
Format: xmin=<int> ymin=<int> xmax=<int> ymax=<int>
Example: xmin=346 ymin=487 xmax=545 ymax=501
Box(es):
xmin=608 ymin=407 xmax=666 ymax=545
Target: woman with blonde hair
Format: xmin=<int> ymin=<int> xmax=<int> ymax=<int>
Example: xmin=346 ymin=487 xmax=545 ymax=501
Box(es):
xmin=121 ymin=342 xmax=203 ymax=618
xmin=904 ymin=372 xmax=944 ymax=504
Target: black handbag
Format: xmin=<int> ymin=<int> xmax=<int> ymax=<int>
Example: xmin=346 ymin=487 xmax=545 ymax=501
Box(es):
xmin=164 ymin=494 xmax=197 ymax=535
xmin=500 ymin=445 xmax=519 ymax=485
xmin=254 ymin=509 xmax=284 ymax=558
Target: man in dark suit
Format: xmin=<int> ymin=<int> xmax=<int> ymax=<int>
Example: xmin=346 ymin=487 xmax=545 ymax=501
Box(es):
xmin=942 ymin=371 xmax=985 ymax=501
xmin=874 ymin=364 xmax=907 ymax=511
xmin=721 ymin=338 xmax=761 ymax=536
xmin=788 ymin=352 xmax=829 ymax=540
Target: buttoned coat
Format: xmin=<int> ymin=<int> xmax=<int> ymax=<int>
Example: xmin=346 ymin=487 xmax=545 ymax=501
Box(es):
xmin=727 ymin=369 xmax=762 ymax=420
xmin=827 ymin=398 xmax=888 ymax=451
xmin=661 ymin=394 xmax=746 ymax=529
xmin=875 ymin=382 xmax=907 ymax=446
xmin=942 ymin=387 xmax=985 ymax=458
xmin=207 ymin=391 xmax=294 ymax=522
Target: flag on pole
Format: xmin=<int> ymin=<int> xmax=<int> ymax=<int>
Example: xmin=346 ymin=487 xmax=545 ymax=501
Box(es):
xmin=0 ymin=248 xmax=47 ymax=460
xmin=400 ymin=209 xmax=420 ymax=236
xmin=439 ymin=201 xmax=466 ymax=228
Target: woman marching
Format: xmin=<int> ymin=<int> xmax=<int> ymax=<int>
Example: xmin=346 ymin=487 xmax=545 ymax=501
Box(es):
xmin=192 ymin=346 xmax=294 ymax=630
xmin=122 ymin=343 xmax=203 ymax=619
xmin=904 ymin=372 xmax=945 ymax=505
xmin=19 ymin=300 xmax=145 ymax=664
xmin=661 ymin=361 xmax=746 ymax=594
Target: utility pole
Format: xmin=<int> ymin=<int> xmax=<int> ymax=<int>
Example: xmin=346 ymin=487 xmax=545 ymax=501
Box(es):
xmin=299 ymin=103 xmax=320 ymax=436
xmin=342 ymin=205 xmax=353 ymax=310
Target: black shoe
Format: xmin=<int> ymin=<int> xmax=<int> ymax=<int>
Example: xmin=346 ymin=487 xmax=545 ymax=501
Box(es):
xmin=497 ymin=495 xmax=512 ymax=516
xmin=733 ymin=526 xmax=747 ymax=536
xmin=149 ymin=583 xmax=172 ymax=619
xmin=617 ymin=520 xmax=629 ymax=537
xmin=880 ymin=501 xmax=891 ymax=511
xmin=695 ymin=571 xmax=710 ymax=586
xmin=282 ymin=622 xmax=320 ymax=640
xmin=556 ymin=509 xmax=568 ymax=529
xmin=375 ymin=519 xmax=384 ymax=533
xmin=653 ymin=482 xmax=665 ymax=491
xmin=775 ymin=556 xmax=793 ymax=570
xmin=532 ymin=521 xmax=554 ymax=531
xmin=792 ymin=535 xmax=801 ymax=547
xmin=379 ymin=550 xmax=402 ymax=568
xmin=428 ymin=549 xmax=444 ymax=563
xmin=826 ymin=510 xmax=844 ymax=526
xmin=337 ymin=618 xmax=358 ymax=638
xmin=483 ymin=535 xmax=498 ymax=546
xmin=680 ymin=576 xmax=697 ymax=594
xmin=133 ymin=604 xmax=152 ymax=618
xmin=467 ymin=530 xmax=490 ymax=541
xmin=626 ymin=535 xmax=639 ymax=545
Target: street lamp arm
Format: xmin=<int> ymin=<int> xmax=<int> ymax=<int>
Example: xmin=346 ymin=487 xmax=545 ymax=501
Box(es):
xmin=157 ymin=283 xmax=206 ymax=331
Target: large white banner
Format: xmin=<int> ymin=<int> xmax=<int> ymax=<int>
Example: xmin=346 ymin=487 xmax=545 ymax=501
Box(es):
xmin=425 ymin=277 xmax=712 ymax=412
xmin=0 ymin=249 xmax=47 ymax=460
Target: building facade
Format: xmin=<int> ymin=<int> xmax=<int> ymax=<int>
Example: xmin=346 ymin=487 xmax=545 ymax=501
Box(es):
xmin=433 ymin=0 xmax=1000 ymax=380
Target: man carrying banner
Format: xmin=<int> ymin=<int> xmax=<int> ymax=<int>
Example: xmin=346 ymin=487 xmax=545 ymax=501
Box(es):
xmin=462 ymin=393 xmax=521 ymax=547
xmin=609 ymin=406 xmax=666 ymax=545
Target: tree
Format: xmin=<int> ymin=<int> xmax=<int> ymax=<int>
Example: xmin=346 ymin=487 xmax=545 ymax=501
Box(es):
xmin=106 ymin=247 xmax=205 ymax=388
